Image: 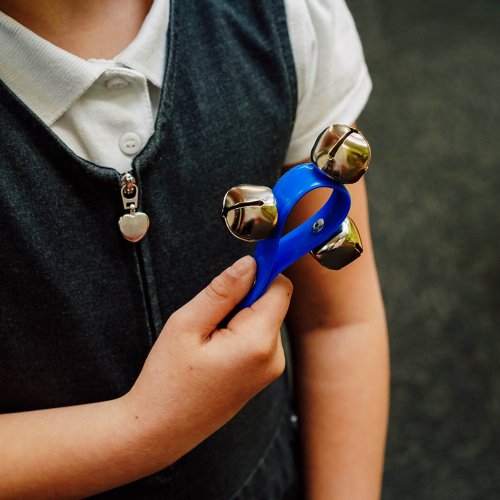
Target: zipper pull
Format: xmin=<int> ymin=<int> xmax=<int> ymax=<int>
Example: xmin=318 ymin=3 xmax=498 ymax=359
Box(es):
xmin=118 ymin=173 xmax=150 ymax=242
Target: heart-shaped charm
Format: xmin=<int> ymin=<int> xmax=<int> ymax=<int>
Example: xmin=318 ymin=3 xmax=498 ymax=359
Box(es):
xmin=118 ymin=212 xmax=150 ymax=242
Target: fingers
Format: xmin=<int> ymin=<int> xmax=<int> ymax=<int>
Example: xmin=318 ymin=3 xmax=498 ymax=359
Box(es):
xmin=169 ymin=256 xmax=257 ymax=337
xmin=229 ymin=274 xmax=293 ymax=337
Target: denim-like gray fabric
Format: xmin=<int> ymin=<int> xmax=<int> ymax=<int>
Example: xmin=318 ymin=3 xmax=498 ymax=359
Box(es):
xmin=0 ymin=1 xmax=300 ymax=497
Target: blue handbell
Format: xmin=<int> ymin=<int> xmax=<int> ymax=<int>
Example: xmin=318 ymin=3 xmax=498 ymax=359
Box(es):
xmin=222 ymin=124 xmax=370 ymax=308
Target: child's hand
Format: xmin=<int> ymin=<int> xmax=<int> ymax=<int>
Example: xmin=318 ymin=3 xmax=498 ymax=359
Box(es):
xmin=123 ymin=256 xmax=293 ymax=462
xmin=0 ymin=256 xmax=292 ymax=496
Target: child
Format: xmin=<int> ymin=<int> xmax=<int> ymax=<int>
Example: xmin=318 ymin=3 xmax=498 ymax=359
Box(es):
xmin=0 ymin=0 xmax=388 ymax=497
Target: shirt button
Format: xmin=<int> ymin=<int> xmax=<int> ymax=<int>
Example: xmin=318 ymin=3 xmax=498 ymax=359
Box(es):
xmin=119 ymin=132 xmax=142 ymax=155
xmin=106 ymin=77 xmax=129 ymax=90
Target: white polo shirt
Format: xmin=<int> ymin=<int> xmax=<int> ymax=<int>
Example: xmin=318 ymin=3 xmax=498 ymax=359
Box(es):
xmin=0 ymin=0 xmax=371 ymax=173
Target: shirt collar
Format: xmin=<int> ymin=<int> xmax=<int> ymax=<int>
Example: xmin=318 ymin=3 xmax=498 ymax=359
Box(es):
xmin=0 ymin=0 xmax=169 ymax=126
xmin=114 ymin=0 xmax=168 ymax=89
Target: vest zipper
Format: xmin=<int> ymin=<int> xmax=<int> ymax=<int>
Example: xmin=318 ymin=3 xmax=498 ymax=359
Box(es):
xmin=117 ymin=171 xmax=156 ymax=344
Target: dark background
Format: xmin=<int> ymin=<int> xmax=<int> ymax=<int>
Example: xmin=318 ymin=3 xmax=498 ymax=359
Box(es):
xmin=346 ymin=0 xmax=500 ymax=498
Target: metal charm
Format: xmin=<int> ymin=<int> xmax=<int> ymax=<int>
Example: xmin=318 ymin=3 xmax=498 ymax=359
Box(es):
xmin=310 ymin=217 xmax=363 ymax=270
xmin=118 ymin=173 xmax=150 ymax=243
xmin=311 ymin=124 xmax=371 ymax=184
xmin=222 ymin=184 xmax=278 ymax=242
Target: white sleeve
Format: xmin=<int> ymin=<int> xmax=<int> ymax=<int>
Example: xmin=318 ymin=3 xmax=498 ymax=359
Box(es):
xmin=284 ymin=0 xmax=372 ymax=164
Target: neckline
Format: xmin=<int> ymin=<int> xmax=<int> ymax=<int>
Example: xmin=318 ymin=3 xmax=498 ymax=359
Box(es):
xmin=0 ymin=0 xmax=177 ymax=182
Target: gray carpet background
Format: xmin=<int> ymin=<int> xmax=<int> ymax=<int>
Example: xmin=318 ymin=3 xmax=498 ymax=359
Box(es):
xmin=345 ymin=0 xmax=500 ymax=498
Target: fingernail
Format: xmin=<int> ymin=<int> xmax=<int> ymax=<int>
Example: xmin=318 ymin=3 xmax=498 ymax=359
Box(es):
xmin=228 ymin=255 xmax=254 ymax=277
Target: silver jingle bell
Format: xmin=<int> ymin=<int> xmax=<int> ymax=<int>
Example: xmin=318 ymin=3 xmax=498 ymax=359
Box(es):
xmin=222 ymin=184 xmax=278 ymax=242
xmin=311 ymin=124 xmax=371 ymax=184
xmin=310 ymin=217 xmax=363 ymax=270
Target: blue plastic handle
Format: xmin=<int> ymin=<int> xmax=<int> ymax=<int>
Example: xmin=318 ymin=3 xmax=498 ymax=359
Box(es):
xmin=238 ymin=163 xmax=351 ymax=309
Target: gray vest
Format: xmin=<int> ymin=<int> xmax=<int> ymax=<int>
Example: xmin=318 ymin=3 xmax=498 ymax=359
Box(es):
xmin=0 ymin=1 xmax=300 ymax=497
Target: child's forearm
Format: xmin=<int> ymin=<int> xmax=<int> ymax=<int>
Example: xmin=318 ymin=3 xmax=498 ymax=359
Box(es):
xmin=292 ymin=321 xmax=389 ymax=499
xmin=0 ymin=396 xmax=161 ymax=498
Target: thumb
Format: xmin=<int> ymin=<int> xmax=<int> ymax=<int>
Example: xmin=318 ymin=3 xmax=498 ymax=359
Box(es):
xmin=172 ymin=255 xmax=256 ymax=337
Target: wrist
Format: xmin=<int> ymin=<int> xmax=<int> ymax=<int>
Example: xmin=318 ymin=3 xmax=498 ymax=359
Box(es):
xmin=114 ymin=391 xmax=173 ymax=474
